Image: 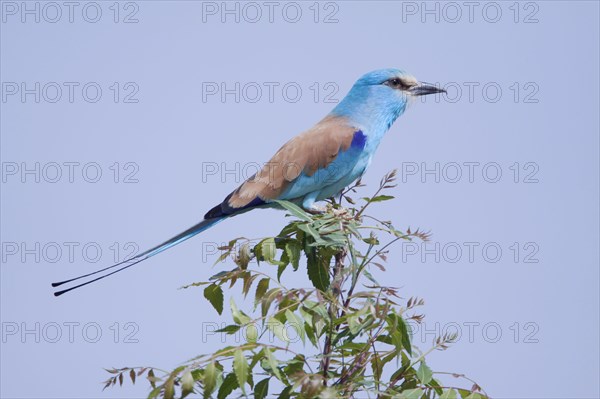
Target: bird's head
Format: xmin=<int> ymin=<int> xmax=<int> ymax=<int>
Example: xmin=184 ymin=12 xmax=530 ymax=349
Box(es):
xmin=332 ymin=68 xmax=445 ymax=132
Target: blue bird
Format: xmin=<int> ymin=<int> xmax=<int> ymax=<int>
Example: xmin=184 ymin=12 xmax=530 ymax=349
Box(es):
xmin=52 ymin=68 xmax=445 ymax=296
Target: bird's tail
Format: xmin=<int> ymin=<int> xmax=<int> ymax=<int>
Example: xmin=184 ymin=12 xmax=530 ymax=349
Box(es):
xmin=51 ymin=217 xmax=225 ymax=297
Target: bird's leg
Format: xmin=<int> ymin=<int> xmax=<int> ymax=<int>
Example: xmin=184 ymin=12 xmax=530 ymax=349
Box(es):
xmin=302 ymin=192 xmax=327 ymax=214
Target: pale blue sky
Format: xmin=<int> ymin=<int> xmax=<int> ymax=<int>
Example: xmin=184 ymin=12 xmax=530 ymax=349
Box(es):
xmin=1 ymin=1 xmax=599 ymax=398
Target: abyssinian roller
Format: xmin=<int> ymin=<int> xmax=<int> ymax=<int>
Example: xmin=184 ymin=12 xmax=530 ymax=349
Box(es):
xmin=52 ymin=68 xmax=445 ymax=296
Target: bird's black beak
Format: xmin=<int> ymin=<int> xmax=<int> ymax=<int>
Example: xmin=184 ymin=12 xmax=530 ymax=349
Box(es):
xmin=409 ymin=82 xmax=446 ymax=96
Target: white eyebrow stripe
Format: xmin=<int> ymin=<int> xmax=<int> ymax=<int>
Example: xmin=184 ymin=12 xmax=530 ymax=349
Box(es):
xmin=402 ymin=76 xmax=418 ymax=86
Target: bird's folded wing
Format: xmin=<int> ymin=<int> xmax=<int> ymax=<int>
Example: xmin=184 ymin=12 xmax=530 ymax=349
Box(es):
xmin=208 ymin=116 xmax=359 ymax=217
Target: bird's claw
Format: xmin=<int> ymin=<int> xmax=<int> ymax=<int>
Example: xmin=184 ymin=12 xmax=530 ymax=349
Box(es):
xmin=304 ymin=204 xmax=327 ymax=214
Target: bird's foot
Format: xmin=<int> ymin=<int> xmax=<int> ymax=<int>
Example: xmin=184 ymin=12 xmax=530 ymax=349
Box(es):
xmin=303 ymin=203 xmax=352 ymax=220
xmin=304 ymin=203 xmax=327 ymax=215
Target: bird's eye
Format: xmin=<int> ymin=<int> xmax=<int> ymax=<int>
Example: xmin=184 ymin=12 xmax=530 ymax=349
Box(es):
xmin=384 ymin=78 xmax=406 ymax=89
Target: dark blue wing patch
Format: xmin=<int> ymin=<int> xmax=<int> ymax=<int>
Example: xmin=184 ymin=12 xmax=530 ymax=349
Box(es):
xmin=351 ymin=130 xmax=366 ymax=149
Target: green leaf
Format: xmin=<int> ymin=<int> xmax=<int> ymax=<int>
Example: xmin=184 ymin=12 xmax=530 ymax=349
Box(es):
xmin=371 ymin=353 xmax=383 ymax=381
xmin=299 ymin=223 xmax=327 ymax=244
xmin=397 ymin=315 xmax=412 ymax=355
xmin=217 ymin=373 xmax=238 ymax=399
xmin=163 ymin=377 xmax=175 ymax=399
xmin=320 ymin=232 xmax=347 ymax=246
xmin=181 ymin=370 xmax=194 ymax=398
xmin=257 ymin=237 xmax=278 ymax=265
xmin=365 ymin=195 xmax=395 ymax=203
xmin=457 ymin=389 xmax=473 ymax=399
xmin=416 ymin=361 xmax=433 ymax=384
xmin=147 ymin=369 xmax=157 ymax=388
xmin=397 ymin=388 xmax=422 ymax=399
xmin=273 ymin=200 xmax=313 ymax=222
xmin=285 ymin=310 xmax=305 ymax=344
xmin=245 ymin=323 xmax=258 ymax=343
xmin=283 ymin=354 xmax=305 ymax=376
xmin=209 ymin=270 xmax=230 ymax=281
xmin=215 ymin=325 xmax=241 ymax=334
xmin=304 ymin=322 xmax=317 ymax=346
xmin=233 ymin=349 xmax=248 ymax=394
xmin=261 ymin=288 xmax=281 ymax=319
xmin=362 ymin=268 xmax=380 ymax=285
xmin=440 ymin=389 xmax=457 ymax=399
xmin=241 ymin=272 xmax=256 ymax=297
xmin=285 ymin=241 xmax=302 ymax=271
xmin=348 ymin=315 xmax=361 ymax=335
xmin=255 ymin=278 xmax=270 ymax=306
xmin=428 ymin=377 xmax=444 ymax=395
xmin=264 ymin=347 xmax=283 ymax=381
xmin=203 ymin=362 xmax=218 ymax=399
xmin=254 ymin=378 xmax=270 ymax=399
xmin=299 ymin=306 xmax=313 ymax=326
xmin=203 ymin=284 xmax=224 ymax=315
xmin=391 ymin=331 xmax=403 ymax=354
xmin=148 ymin=385 xmax=162 ymax=399
xmin=362 ymin=236 xmax=380 ymax=245
xmin=278 ymin=386 xmax=293 ymax=399
xmin=380 ymin=350 xmax=397 ymax=368
xmin=249 ymin=351 xmax=264 ymax=370
xmin=306 ymin=250 xmax=331 ymax=291
xmin=268 ymin=317 xmax=289 ymax=343
xmin=464 ymin=394 xmax=482 ymax=399
xmin=230 ymin=298 xmax=251 ymax=325
xmin=277 ymin=262 xmax=288 ymax=281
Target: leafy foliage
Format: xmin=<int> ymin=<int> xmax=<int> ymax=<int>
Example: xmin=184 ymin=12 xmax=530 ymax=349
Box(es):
xmin=105 ymin=171 xmax=488 ymax=399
